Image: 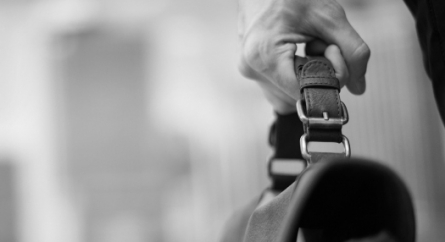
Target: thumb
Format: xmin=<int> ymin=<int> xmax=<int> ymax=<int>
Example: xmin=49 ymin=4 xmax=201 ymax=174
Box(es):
xmin=315 ymin=12 xmax=370 ymax=95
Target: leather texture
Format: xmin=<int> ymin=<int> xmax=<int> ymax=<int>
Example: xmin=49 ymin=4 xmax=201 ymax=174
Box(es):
xmin=297 ymin=59 xmax=343 ymax=143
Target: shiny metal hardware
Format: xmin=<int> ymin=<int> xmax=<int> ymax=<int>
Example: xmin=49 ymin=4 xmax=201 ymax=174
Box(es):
xmin=296 ymin=100 xmax=349 ymax=128
xmin=300 ymin=133 xmax=351 ymax=161
xmin=323 ymin=112 xmax=329 ymax=120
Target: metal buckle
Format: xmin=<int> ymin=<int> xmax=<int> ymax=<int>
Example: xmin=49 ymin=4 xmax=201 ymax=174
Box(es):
xmin=296 ymin=100 xmax=349 ymax=128
xmin=300 ymin=133 xmax=351 ymax=161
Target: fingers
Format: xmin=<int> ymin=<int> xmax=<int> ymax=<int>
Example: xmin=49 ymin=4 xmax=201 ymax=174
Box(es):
xmin=313 ymin=4 xmax=370 ymax=95
xmin=327 ymin=25 xmax=369 ymax=94
xmin=324 ymin=45 xmax=349 ymax=87
xmin=238 ymin=0 xmax=371 ymax=116
xmin=239 ymin=38 xmax=300 ymax=113
xmin=257 ymin=81 xmax=297 ymax=114
xmin=271 ymin=43 xmax=301 ymax=99
xmin=306 ymin=40 xmax=349 ymax=87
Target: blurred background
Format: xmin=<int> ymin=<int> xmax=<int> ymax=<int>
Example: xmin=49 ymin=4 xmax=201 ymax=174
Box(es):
xmin=0 ymin=0 xmax=444 ymax=241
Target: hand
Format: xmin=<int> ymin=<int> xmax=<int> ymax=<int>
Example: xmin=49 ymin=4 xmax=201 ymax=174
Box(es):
xmin=238 ymin=0 xmax=370 ymax=114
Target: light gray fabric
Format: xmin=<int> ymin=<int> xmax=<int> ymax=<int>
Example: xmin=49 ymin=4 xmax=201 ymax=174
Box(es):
xmin=219 ymin=196 xmax=261 ymax=242
xmin=243 ymin=183 xmax=296 ymax=242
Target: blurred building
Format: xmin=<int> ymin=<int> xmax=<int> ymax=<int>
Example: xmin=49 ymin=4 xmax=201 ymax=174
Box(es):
xmin=0 ymin=0 xmax=444 ymax=242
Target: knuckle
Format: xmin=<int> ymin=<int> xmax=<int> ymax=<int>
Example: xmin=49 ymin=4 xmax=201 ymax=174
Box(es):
xmin=330 ymin=2 xmax=346 ymax=20
xmin=240 ymin=34 xmax=271 ymax=75
xmin=317 ymin=1 xmax=346 ymax=22
xmin=238 ymin=29 xmax=298 ymax=81
xmin=238 ymin=57 xmax=257 ymax=80
xmin=309 ymin=1 xmax=347 ymax=32
xmin=239 ymin=41 xmax=261 ymax=79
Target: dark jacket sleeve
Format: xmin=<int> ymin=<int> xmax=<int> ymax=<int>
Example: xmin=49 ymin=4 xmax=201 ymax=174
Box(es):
xmin=403 ymin=0 xmax=445 ymax=125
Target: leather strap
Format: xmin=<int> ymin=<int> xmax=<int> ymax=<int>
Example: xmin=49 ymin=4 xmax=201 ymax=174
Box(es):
xmin=269 ymin=58 xmax=349 ymax=189
xmin=296 ymin=58 xmax=350 ymax=164
xmin=268 ymin=112 xmax=306 ymax=191
xmin=269 ymin=112 xmax=304 ymax=158
xmin=298 ymin=59 xmax=344 ymax=143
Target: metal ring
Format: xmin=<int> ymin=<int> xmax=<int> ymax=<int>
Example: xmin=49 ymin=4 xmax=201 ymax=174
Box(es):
xmin=296 ymin=100 xmax=349 ymax=127
xmin=300 ymin=134 xmax=351 ymax=162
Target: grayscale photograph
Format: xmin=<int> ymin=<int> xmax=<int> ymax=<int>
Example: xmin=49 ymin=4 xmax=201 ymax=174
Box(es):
xmin=0 ymin=0 xmax=444 ymax=241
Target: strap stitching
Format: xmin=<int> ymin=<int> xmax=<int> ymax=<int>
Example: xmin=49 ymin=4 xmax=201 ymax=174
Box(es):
xmin=301 ymin=82 xmax=339 ymax=88
xmin=304 ymin=90 xmax=312 ymax=116
xmin=301 ymin=81 xmax=337 ymax=84
xmin=302 ymin=60 xmax=339 ymax=117
xmin=335 ymin=90 xmax=341 ymax=117
xmin=303 ymin=61 xmax=336 ymax=77
xmin=302 ymin=76 xmax=336 ymax=79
